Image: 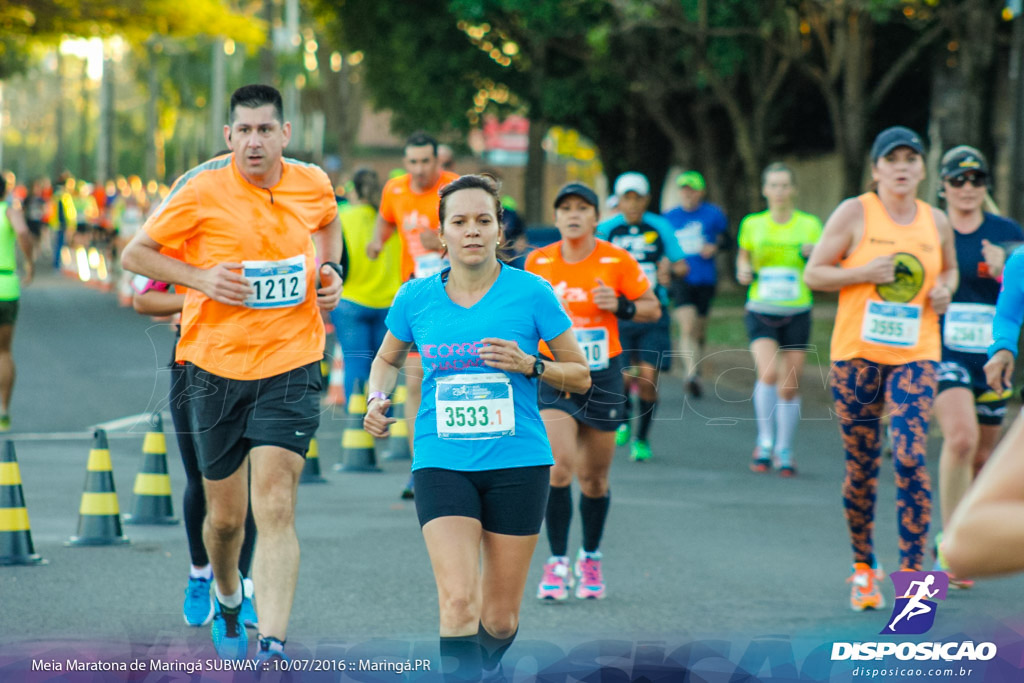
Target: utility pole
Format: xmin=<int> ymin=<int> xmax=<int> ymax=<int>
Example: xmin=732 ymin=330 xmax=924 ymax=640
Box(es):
xmin=210 ymin=39 xmax=226 ymax=155
xmin=1009 ymin=0 xmax=1024 ymax=222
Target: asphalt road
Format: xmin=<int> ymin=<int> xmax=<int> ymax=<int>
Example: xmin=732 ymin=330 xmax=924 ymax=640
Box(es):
xmin=2 ymin=270 xmax=1023 ymax=682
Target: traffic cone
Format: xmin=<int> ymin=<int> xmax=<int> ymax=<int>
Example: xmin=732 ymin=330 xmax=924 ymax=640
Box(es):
xmin=0 ymin=441 xmax=46 ymax=566
xmin=334 ymin=380 xmax=381 ymax=472
xmin=385 ymin=382 xmax=412 ymax=461
xmin=300 ymin=437 xmax=327 ymax=484
xmin=124 ymin=414 xmax=179 ymax=525
xmin=67 ymin=429 xmax=130 ymax=546
xmin=324 ymin=342 xmax=346 ymax=407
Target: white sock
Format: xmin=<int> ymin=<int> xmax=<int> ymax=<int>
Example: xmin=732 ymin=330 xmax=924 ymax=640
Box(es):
xmin=753 ymin=381 xmax=778 ymax=447
xmin=775 ymin=397 xmax=802 ymax=457
xmin=190 ymin=564 xmax=213 ymax=580
xmin=215 ymin=581 xmax=243 ymax=609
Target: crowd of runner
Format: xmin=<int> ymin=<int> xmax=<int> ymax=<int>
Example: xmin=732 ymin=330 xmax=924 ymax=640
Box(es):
xmin=8 ymin=82 xmax=1024 ymax=676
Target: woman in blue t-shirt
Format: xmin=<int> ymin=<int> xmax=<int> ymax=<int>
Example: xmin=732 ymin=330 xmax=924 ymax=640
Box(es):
xmin=363 ymin=174 xmax=590 ymax=681
xmin=932 ymin=145 xmax=1024 ymax=588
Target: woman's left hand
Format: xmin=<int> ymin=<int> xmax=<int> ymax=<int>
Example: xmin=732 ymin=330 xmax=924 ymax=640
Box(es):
xmin=479 ymin=337 xmax=533 ymax=374
xmin=928 ymin=283 xmax=953 ymax=315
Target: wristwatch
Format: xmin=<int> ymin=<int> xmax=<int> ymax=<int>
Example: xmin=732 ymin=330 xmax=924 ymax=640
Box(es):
xmin=531 ymin=356 xmax=546 ymax=378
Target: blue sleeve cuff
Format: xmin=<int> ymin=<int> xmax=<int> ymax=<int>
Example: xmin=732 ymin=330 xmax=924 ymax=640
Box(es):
xmin=988 ymin=339 xmax=1017 ymax=359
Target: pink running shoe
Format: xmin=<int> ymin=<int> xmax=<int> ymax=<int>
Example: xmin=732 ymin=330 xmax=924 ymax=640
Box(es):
xmin=574 ymin=550 xmax=606 ymax=599
xmin=537 ymin=556 xmax=573 ymax=601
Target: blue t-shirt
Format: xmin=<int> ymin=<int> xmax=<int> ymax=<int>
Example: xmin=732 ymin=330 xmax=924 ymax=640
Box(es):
xmin=943 ymin=213 xmax=1024 ymax=364
xmin=386 ymin=264 xmax=572 ymax=471
xmin=663 ymin=202 xmax=729 ymax=285
xmin=597 ymin=211 xmax=685 ymax=305
xmin=990 ymin=248 xmax=1024 ymax=359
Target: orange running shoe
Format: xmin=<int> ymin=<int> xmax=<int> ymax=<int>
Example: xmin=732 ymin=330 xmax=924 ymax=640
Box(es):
xmin=848 ymin=562 xmax=886 ymax=611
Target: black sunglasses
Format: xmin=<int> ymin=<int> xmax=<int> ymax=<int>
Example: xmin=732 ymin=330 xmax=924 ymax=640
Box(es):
xmin=947 ymin=173 xmax=987 ymax=188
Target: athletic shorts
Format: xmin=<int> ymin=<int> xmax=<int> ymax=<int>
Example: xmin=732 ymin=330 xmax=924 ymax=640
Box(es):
xmin=618 ymin=307 xmax=672 ymax=371
xmin=671 ymin=281 xmax=716 ymax=316
xmin=184 ymin=360 xmax=322 ymax=481
xmin=0 ymin=300 xmax=18 ymax=326
xmin=413 ymin=465 xmax=550 ymax=535
xmin=744 ymin=309 xmax=812 ymax=349
xmin=538 ymin=354 xmax=626 ymax=432
xmin=937 ymin=360 xmax=1010 ymax=426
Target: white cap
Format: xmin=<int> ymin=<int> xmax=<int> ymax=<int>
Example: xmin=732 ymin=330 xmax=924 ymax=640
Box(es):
xmin=613 ymin=172 xmax=650 ymax=198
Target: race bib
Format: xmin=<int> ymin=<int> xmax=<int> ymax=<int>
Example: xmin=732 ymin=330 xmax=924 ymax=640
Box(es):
xmin=640 ymin=262 xmax=658 ymax=286
xmin=861 ymin=301 xmax=921 ymax=347
xmin=574 ymin=327 xmax=609 ymax=371
xmin=757 ymin=267 xmax=800 ymax=302
xmin=435 ymin=373 xmax=515 ymax=440
xmin=675 ymin=223 xmax=705 ymax=256
xmin=943 ymin=303 xmax=995 ymax=354
xmin=414 ymin=252 xmax=446 ymax=279
xmin=243 ymin=255 xmax=307 ymax=309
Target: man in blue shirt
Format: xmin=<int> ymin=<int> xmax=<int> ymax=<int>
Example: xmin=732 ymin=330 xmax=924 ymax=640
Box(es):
xmin=663 ymin=171 xmax=729 ymax=398
xmin=598 ymin=172 xmax=688 ymax=462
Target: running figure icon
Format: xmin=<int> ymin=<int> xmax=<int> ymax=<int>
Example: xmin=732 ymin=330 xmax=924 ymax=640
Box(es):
xmin=888 ymin=574 xmax=938 ymax=631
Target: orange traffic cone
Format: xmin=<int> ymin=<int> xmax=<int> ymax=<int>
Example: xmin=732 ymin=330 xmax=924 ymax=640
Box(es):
xmin=335 ymin=380 xmax=381 ymax=472
xmin=124 ymin=414 xmax=179 ymax=525
xmin=0 ymin=441 xmax=46 ymax=565
xmin=325 ymin=342 xmax=346 ymax=407
xmin=384 ymin=381 xmax=411 ymax=461
xmin=67 ymin=429 xmax=130 ymax=546
xmin=300 ymin=437 xmax=327 ymax=484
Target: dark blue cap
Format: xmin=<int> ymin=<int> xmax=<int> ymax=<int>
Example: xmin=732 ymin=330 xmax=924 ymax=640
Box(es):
xmin=554 ymin=182 xmax=599 ymax=210
xmin=871 ymin=126 xmax=925 ymax=160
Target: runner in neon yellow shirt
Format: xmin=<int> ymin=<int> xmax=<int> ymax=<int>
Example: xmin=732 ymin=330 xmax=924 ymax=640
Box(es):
xmin=736 ymin=162 xmax=822 ymax=476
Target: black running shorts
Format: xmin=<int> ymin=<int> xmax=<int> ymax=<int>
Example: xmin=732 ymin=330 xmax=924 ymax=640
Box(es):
xmin=184 ymin=360 xmax=322 ymax=481
xmin=413 ymin=465 xmax=551 ymax=535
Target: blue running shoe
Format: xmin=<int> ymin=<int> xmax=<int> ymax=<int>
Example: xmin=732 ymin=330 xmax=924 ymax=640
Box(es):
xmin=254 ymin=636 xmax=290 ymax=678
xmin=183 ymin=575 xmax=214 ymax=627
xmin=211 ymin=600 xmax=248 ymax=660
xmin=240 ymin=577 xmax=258 ymax=629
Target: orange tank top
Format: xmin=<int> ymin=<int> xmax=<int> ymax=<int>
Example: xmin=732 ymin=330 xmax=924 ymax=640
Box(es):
xmin=830 ymin=193 xmax=942 ymax=364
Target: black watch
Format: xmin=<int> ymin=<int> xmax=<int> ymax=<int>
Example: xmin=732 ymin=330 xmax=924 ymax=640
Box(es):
xmin=532 ymin=356 xmax=546 ymax=378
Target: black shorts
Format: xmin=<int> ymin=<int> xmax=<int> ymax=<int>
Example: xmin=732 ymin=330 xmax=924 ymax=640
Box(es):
xmin=619 ymin=307 xmax=672 ymax=371
xmin=937 ymin=360 xmax=1010 ymax=426
xmin=184 ymin=360 xmax=322 ymax=481
xmin=671 ymin=281 xmax=716 ymax=316
xmin=538 ymin=354 xmax=626 ymax=432
xmin=413 ymin=465 xmax=550 ymax=535
xmin=0 ymin=300 xmax=18 ymax=326
xmin=744 ymin=309 xmax=812 ymax=349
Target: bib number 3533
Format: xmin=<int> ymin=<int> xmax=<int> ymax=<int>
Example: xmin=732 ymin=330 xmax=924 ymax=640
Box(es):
xmin=243 ymin=255 xmax=307 ymax=309
xmin=435 ymin=373 xmax=515 ymax=440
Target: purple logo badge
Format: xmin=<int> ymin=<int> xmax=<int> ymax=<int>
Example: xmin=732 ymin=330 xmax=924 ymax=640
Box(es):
xmin=880 ymin=571 xmax=949 ymax=635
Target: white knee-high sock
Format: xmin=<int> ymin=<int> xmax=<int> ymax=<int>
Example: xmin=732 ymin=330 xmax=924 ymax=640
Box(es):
xmin=753 ymin=381 xmax=778 ymax=447
xmin=774 ymin=396 xmax=802 ymax=458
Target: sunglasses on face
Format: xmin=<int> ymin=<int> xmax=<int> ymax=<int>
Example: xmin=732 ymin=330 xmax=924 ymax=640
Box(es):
xmin=947 ymin=173 xmax=986 ymax=188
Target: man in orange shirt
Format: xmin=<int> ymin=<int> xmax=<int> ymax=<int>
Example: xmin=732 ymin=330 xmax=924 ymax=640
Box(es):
xmin=122 ymin=84 xmax=342 ymax=664
xmin=366 ymin=132 xmax=459 ymax=498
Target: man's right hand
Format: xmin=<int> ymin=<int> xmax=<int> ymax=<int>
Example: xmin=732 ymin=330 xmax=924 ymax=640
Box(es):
xmin=366 ymin=238 xmax=383 ymax=260
xmin=984 ymin=349 xmax=1015 ymax=394
xmin=200 ymin=263 xmax=252 ymax=305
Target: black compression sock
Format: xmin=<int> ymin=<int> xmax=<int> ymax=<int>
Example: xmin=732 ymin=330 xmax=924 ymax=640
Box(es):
xmin=545 ymin=485 xmax=572 ymax=557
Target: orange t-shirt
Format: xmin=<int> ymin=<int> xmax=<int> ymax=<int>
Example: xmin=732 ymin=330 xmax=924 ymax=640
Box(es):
xmin=142 ymin=154 xmax=338 ymax=380
xmin=831 ymin=193 xmax=942 ymax=365
xmin=379 ymin=171 xmax=460 ymax=281
xmin=525 ymin=239 xmax=650 ymax=365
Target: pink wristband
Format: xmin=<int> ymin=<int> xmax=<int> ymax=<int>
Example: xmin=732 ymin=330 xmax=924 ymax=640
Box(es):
xmin=368 ymin=391 xmax=388 ymax=404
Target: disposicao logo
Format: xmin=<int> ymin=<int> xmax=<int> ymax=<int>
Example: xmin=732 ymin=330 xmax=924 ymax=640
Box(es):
xmin=881 ymin=571 xmax=947 ymax=635
xmin=831 ymin=571 xmax=997 ymax=663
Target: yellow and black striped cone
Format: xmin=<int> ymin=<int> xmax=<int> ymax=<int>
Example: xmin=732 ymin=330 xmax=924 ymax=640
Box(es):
xmin=0 ymin=441 xmax=46 ymax=565
xmin=67 ymin=429 xmax=129 ymax=546
xmin=384 ymin=382 xmax=412 ymax=461
xmin=300 ymin=437 xmax=327 ymax=484
xmin=124 ymin=414 xmax=179 ymax=525
xmin=334 ymin=380 xmax=381 ymax=473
